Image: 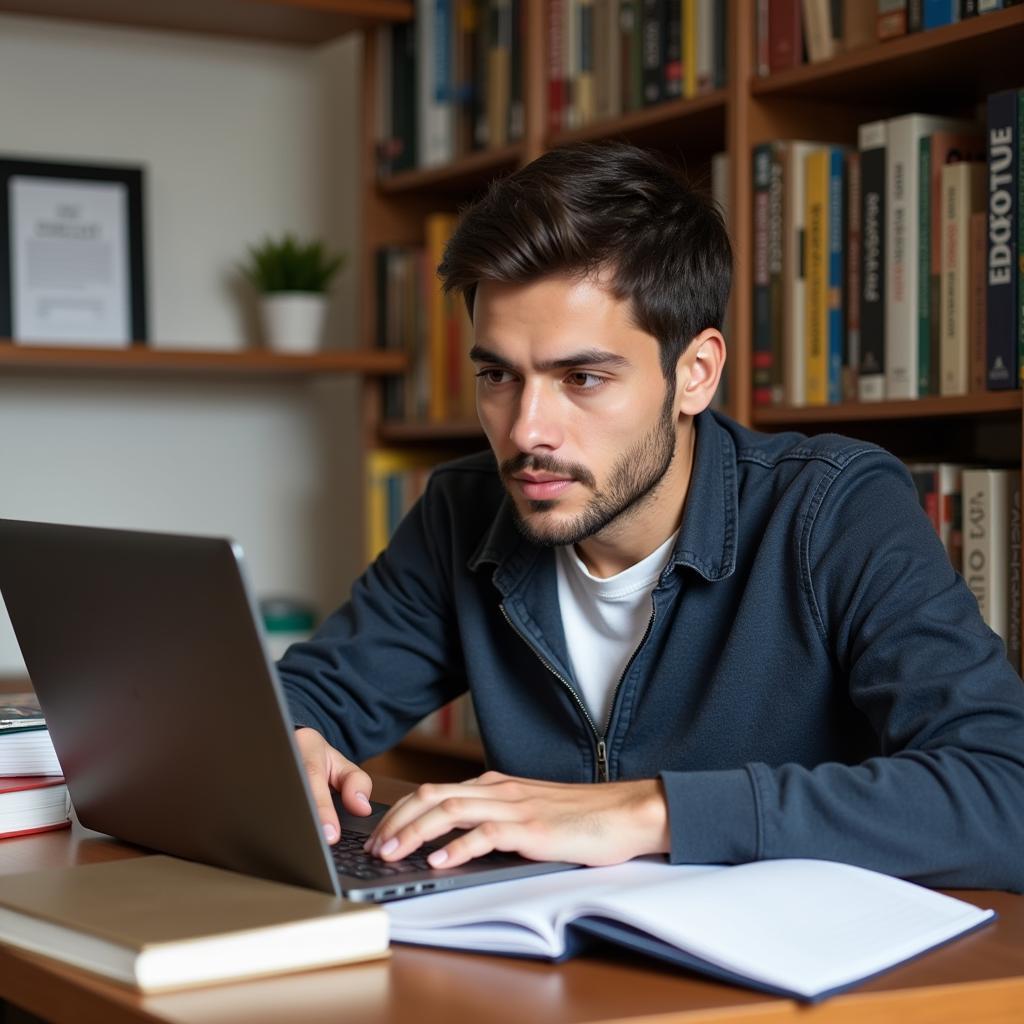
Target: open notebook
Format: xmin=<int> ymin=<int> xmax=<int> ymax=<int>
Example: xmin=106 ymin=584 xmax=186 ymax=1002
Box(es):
xmin=385 ymin=857 xmax=995 ymax=1002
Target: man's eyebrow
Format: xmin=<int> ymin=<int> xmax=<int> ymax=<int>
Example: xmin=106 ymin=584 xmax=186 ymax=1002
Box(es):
xmin=468 ymin=345 xmax=631 ymax=372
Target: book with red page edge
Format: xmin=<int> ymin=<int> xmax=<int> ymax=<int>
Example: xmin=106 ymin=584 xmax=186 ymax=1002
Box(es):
xmin=0 ymin=776 xmax=70 ymax=839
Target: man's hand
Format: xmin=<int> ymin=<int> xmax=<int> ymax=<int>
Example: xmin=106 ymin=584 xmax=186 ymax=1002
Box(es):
xmin=363 ymin=771 xmax=671 ymax=868
xmin=294 ymin=727 xmax=373 ymax=844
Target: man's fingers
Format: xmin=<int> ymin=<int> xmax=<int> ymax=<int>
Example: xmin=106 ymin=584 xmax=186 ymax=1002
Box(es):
xmin=428 ymin=821 xmax=533 ymax=869
xmin=335 ymin=760 xmax=374 ymax=817
xmin=372 ymin=797 xmax=524 ymax=862
xmin=300 ymin=751 xmax=342 ymax=843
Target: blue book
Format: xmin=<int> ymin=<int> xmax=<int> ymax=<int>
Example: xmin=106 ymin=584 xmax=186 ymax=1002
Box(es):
xmin=827 ymin=146 xmax=846 ymax=405
xmin=923 ymin=0 xmax=957 ymax=26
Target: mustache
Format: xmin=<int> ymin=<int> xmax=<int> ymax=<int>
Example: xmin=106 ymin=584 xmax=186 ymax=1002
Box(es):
xmin=500 ymin=452 xmax=596 ymax=490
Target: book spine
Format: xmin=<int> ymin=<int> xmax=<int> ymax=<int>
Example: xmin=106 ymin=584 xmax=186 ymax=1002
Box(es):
xmin=784 ymin=142 xmax=812 ymax=406
xmin=805 ymin=148 xmax=829 ymax=405
xmin=1019 ymin=86 xmax=1024 ymax=386
xmin=619 ymin=0 xmax=637 ymax=111
xmin=713 ymin=0 xmax=727 ymax=88
xmin=756 ymin=0 xmax=770 ymax=76
xmin=970 ymin=209 xmax=988 ymax=391
xmin=548 ymin=0 xmax=564 ymax=134
xmin=963 ymin=469 xmax=1011 ymax=646
xmin=1010 ymin=473 xmax=1022 ymax=675
xmin=923 ymin=0 xmax=957 ymax=26
xmin=886 ymin=116 xmax=919 ymax=399
xmin=577 ymin=0 xmax=595 ymax=124
xmin=663 ymin=0 xmax=682 ymax=98
xmin=877 ymin=0 xmax=908 ymax=38
xmin=827 ymin=146 xmax=845 ymax=404
xmin=918 ymin=134 xmax=933 ymax=395
xmin=845 ymin=150 xmax=862 ymax=401
xmin=426 ymin=214 xmax=457 ymax=421
xmin=987 ymin=90 xmax=1019 ymax=389
xmin=753 ymin=144 xmax=773 ymax=407
xmin=696 ymin=0 xmax=714 ymax=92
xmin=509 ymin=0 xmax=524 ymax=140
xmin=859 ymin=121 xmax=887 ymax=400
xmin=938 ymin=463 xmax=965 ymax=571
xmin=768 ymin=145 xmax=786 ymax=404
xmin=642 ymin=0 xmax=664 ymax=105
xmin=769 ymin=0 xmax=803 ymax=72
xmin=907 ymin=0 xmax=924 ymax=30
xmin=683 ymin=0 xmax=698 ymax=98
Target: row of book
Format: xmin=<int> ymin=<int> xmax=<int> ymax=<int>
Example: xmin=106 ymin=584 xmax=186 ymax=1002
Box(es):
xmin=907 ymin=463 xmax=1022 ymax=674
xmin=0 ymin=695 xmax=70 ymax=839
xmin=375 ymin=1 xmax=525 ymax=176
xmin=751 ymin=90 xmax=1022 ymax=409
xmin=366 ymin=449 xmax=440 ymax=561
xmin=547 ymin=0 xmax=728 ymax=135
xmin=757 ymin=0 xmax=1022 ymax=77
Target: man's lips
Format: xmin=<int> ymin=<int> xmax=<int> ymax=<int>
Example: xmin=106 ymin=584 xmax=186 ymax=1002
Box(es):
xmin=513 ymin=475 xmax=577 ymax=501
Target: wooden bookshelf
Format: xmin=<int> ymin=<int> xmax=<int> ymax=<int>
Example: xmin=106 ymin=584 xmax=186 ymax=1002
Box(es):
xmin=753 ymin=393 xmax=1024 ymax=428
xmin=0 ymin=342 xmax=407 ymax=378
xmin=358 ymin=0 xmax=1024 ymax=772
xmin=0 ymin=0 xmax=413 ymax=45
xmin=751 ymin=4 xmax=1024 ymax=105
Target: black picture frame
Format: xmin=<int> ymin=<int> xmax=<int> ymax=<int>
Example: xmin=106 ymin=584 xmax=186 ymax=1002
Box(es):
xmin=0 ymin=156 xmax=147 ymax=343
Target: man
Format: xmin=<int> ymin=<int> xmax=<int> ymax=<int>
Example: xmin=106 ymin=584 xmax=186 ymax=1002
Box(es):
xmin=280 ymin=142 xmax=1024 ymax=890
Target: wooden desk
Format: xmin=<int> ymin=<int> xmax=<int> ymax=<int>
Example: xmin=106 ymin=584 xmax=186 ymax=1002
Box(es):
xmin=0 ymin=777 xmax=1021 ymax=1024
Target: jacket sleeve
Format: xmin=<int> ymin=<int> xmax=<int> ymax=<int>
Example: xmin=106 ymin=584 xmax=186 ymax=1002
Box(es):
xmin=277 ymin=474 xmax=468 ymax=763
xmin=664 ymin=451 xmax=1024 ymax=892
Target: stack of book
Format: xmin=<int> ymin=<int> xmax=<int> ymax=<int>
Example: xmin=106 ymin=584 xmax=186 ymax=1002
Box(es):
xmin=751 ymin=88 xmax=1022 ymax=408
xmin=0 ymin=693 xmax=70 ymax=839
xmin=755 ymin=0 xmax=1017 ymax=77
xmin=547 ymin=0 xmax=729 ymax=135
xmin=906 ymin=463 xmax=1022 ymax=673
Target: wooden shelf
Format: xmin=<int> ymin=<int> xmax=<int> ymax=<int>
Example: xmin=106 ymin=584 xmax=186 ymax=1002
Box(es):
xmin=550 ymin=89 xmax=728 ymax=156
xmin=377 ymin=418 xmax=485 ymax=443
xmin=0 ymin=0 xmax=413 ymax=45
xmin=399 ymin=733 xmax=484 ymax=763
xmin=0 ymin=342 xmax=407 ymax=378
xmin=751 ymin=5 xmax=1024 ymax=107
xmin=377 ymin=144 xmax=525 ymax=196
xmin=752 ymin=392 xmax=1023 ymax=428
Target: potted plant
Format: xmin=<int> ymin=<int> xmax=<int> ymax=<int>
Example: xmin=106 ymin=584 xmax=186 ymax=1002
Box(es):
xmin=241 ymin=234 xmax=347 ymax=354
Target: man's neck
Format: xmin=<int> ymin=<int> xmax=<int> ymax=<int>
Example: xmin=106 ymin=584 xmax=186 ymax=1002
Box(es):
xmin=574 ymin=425 xmax=697 ymax=579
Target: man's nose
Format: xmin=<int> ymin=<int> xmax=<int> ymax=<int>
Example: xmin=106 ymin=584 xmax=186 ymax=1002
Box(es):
xmin=508 ymin=381 xmax=564 ymax=452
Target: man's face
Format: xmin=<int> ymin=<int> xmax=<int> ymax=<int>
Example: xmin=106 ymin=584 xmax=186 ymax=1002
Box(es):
xmin=471 ymin=275 xmax=683 ymax=548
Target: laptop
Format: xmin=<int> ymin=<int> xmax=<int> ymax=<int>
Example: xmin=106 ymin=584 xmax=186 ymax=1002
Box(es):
xmin=0 ymin=518 xmax=574 ymax=902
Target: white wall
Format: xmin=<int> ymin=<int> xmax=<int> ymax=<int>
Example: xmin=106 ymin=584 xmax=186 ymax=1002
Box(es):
xmin=0 ymin=15 xmax=364 ymax=674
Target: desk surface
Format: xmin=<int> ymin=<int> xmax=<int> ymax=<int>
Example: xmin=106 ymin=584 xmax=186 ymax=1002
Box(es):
xmin=0 ymin=778 xmax=1021 ymax=1024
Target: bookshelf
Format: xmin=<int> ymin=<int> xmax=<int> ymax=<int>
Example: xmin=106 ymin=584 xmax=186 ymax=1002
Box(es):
xmin=359 ymin=0 xmax=1024 ymax=775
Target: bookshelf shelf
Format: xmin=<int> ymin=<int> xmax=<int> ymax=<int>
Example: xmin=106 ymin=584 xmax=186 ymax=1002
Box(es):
xmin=377 ymin=418 xmax=484 ymax=443
xmin=752 ymin=393 xmax=1023 ymax=428
xmin=549 ymin=90 xmax=728 ymax=154
xmin=0 ymin=343 xmax=407 ymax=378
xmin=377 ymin=144 xmax=525 ymax=196
xmin=751 ymin=5 xmax=1024 ymax=106
xmin=0 ymin=0 xmax=413 ymax=45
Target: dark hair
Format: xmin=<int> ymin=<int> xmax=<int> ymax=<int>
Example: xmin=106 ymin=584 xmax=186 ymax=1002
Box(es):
xmin=438 ymin=141 xmax=732 ymax=378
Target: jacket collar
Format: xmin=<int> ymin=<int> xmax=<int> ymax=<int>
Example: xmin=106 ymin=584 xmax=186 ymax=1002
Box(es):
xmin=468 ymin=409 xmax=738 ymax=590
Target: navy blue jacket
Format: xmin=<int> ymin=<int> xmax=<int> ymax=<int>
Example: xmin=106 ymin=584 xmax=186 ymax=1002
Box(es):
xmin=280 ymin=410 xmax=1024 ymax=891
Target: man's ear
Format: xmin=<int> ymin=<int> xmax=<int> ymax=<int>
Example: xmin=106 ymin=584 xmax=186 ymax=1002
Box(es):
xmin=675 ymin=329 xmax=726 ymax=416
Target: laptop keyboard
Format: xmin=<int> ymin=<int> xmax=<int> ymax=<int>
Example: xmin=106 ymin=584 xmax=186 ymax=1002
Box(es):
xmin=331 ymin=831 xmax=441 ymax=880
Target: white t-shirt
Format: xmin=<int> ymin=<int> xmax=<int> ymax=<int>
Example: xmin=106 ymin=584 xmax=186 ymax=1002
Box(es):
xmin=555 ymin=531 xmax=678 ymax=729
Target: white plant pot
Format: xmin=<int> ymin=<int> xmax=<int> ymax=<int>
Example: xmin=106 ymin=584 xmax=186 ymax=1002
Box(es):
xmin=261 ymin=293 xmax=327 ymax=354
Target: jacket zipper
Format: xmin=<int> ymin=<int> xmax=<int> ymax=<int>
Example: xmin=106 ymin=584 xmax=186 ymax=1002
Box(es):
xmin=500 ymin=600 xmax=658 ymax=783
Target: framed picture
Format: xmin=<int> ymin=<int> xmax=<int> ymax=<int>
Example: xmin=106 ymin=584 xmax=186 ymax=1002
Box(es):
xmin=0 ymin=157 xmax=147 ymax=347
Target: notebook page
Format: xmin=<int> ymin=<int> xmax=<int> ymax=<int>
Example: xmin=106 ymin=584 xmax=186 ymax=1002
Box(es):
xmin=387 ymin=859 xmax=713 ymax=955
xmin=575 ymin=858 xmax=994 ymax=998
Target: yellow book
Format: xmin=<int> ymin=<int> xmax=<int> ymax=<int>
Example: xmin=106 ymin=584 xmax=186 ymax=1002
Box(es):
xmin=683 ymin=0 xmax=697 ymax=99
xmin=804 ymin=149 xmax=829 ymax=406
xmin=366 ymin=449 xmax=447 ymax=561
xmin=425 ymin=213 xmax=458 ymax=422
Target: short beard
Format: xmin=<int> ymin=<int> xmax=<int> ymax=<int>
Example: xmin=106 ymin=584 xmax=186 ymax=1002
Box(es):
xmin=501 ymin=380 xmax=678 ymax=548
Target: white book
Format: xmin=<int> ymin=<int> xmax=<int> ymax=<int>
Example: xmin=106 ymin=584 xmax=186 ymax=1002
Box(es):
xmin=940 ymin=161 xmax=986 ymax=396
xmin=885 ymin=114 xmax=976 ymax=399
xmin=783 ymin=141 xmax=825 ymax=407
xmin=416 ymin=0 xmax=453 ymax=168
xmin=963 ymin=468 xmax=1015 ymax=646
xmin=387 ymin=857 xmax=994 ymax=1002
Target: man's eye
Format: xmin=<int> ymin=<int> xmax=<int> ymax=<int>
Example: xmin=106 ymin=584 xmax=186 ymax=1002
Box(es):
xmin=566 ymin=372 xmax=605 ymax=390
xmin=476 ymin=368 xmax=514 ymax=386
